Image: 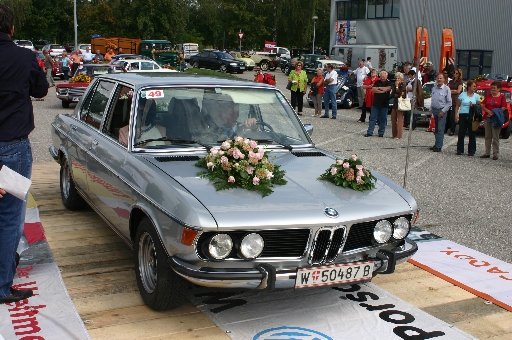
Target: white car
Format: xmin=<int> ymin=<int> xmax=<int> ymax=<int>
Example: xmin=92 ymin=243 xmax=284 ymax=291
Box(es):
xmin=42 ymin=44 xmax=66 ymax=57
xmin=15 ymin=40 xmax=34 ymax=50
xmin=111 ymin=59 xmax=177 ymax=72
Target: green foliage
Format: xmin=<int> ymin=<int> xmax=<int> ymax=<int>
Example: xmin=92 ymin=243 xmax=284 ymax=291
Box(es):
xmin=318 ymin=155 xmax=377 ymax=192
xmin=196 ymin=137 xmax=287 ymax=197
xmin=7 ymin=0 xmax=331 ymax=52
xmin=184 ymin=68 xmax=236 ymax=77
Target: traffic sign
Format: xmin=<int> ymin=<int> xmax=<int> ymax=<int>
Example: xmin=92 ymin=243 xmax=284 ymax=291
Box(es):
xmin=238 ymin=32 xmax=244 ymax=40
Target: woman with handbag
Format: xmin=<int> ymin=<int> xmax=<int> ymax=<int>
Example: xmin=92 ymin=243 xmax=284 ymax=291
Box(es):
xmin=455 ymin=80 xmax=480 ymax=156
xmin=310 ymin=68 xmax=325 ymax=117
xmin=391 ymin=72 xmax=407 ymax=139
xmin=287 ymin=61 xmax=308 ymax=115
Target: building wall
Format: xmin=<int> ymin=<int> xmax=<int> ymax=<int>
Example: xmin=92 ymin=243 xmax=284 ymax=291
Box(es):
xmin=330 ymin=0 xmax=512 ymax=76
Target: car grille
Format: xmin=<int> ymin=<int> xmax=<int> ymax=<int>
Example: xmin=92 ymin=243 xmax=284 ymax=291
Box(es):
xmin=68 ymin=88 xmax=86 ymax=96
xmin=343 ymin=215 xmax=412 ymax=253
xmin=291 ymin=151 xmax=326 ymax=157
xmin=308 ymin=226 xmax=346 ymax=265
xmin=155 ymin=156 xmax=200 ymax=162
xmin=196 ymin=229 xmax=311 ymax=260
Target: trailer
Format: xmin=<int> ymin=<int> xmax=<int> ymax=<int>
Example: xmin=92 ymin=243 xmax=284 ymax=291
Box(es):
xmin=329 ymin=44 xmax=397 ymax=72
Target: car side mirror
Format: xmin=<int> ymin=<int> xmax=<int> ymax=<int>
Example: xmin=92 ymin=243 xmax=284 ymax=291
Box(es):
xmin=304 ymin=123 xmax=313 ymax=136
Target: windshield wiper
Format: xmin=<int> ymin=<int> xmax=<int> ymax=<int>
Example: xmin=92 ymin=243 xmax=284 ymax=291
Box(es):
xmin=134 ymin=137 xmax=212 ymax=149
xmin=251 ymin=139 xmax=293 ymax=151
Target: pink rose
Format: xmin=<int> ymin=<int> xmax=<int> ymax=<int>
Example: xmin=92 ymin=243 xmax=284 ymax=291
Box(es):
xmin=342 ymin=162 xmax=349 ymax=169
xmin=266 ymin=170 xmax=273 ymax=180
xmin=228 ymin=176 xmax=235 ymax=183
xmin=220 ymin=156 xmax=228 ymax=163
xmin=253 ymin=177 xmax=260 ymax=185
xmin=336 ymin=159 xmax=343 ymax=165
xmin=218 ymin=150 xmax=224 ymax=156
xmin=356 ymin=176 xmax=362 ymax=184
xmin=210 ymin=148 xmax=218 ymax=156
xmin=351 ymin=154 xmax=358 ymax=160
xmin=356 ymin=164 xmax=363 ymax=170
xmin=257 ymin=147 xmax=265 ymax=155
xmin=246 ymin=166 xmax=254 ymax=174
xmin=249 ymin=140 xmax=258 ymax=149
xmin=206 ymin=162 xmax=214 ymax=168
xmin=221 ymin=141 xmax=231 ymax=150
xmin=331 ymin=167 xmax=338 ymax=175
xmin=232 ymin=148 xmax=242 ymax=159
xmin=235 ymin=136 xmax=243 ymax=143
xmin=357 ymin=170 xmax=364 ymax=177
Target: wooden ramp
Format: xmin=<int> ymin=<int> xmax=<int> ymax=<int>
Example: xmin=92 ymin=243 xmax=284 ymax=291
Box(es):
xmin=32 ymin=162 xmax=511 ymax=339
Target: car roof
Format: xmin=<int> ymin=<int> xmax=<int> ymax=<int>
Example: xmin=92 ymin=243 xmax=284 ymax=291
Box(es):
xmin=95 ymin=72 xmax=276 ymax=88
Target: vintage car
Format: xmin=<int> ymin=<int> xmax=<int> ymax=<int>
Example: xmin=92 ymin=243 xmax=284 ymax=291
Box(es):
xmin=229 ymin=51 xmax=256 ymax=71
xmin=305 ymin=59 xmax=346 ymax=82
xmin=55 ymin=64 xmax=126 ymax=108
xmin=190 ymin=50 xmax=246 ymax=73
xmin=42 ymin=44 xmax=66 ymax=57
xmin=110 ymin=59 xmax=177 ymax=72
xmin=49 ymin=73 xmax=419 ymax=311
xmin=307 ymin=67 xmax=359 ymax=109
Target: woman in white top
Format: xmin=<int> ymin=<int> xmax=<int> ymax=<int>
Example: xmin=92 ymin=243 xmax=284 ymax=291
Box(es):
xmin=454 ymin=80 xmax=480 ymax=156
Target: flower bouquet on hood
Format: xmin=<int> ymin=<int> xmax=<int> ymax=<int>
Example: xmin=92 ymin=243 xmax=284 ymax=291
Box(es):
xmin=318 ymin=154 xmax=376 ymax=191
xmin=196 ymin=137 xmax=287 ymax=197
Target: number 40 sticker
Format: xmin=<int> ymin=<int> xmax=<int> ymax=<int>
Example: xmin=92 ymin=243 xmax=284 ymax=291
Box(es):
xmin=142 ymin=90 xmax=164 ymax=99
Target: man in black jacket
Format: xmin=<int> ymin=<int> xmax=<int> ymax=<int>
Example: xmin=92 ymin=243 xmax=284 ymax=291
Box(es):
xmin=0 ymin=4 xmax=48 ymax=304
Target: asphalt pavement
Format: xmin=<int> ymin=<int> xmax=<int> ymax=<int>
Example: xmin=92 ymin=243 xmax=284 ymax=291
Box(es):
xmin=31 ymin=71 xmax=512 ymax=264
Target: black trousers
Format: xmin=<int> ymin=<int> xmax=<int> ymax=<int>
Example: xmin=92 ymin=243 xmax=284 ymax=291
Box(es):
xmin=290 ymin=89 xmax=304 ymax=113
xmin=445 ymin=106 xmax=456 ymax=133
xmin=359 ymin=101 xmax=368 ymax=122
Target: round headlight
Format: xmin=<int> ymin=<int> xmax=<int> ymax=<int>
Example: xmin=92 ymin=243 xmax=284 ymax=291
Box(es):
xmin=208 ymin=234 xmax=233 ymax=259
xmin=374 ymin=220 xmax=392 ymax=243
xmin=393 ymin=217 xmax=410 ymax=239
xmin=240 ymin=233 xmax=264 ymax=259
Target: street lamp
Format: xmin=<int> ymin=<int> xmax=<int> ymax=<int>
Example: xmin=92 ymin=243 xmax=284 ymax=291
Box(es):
xmin=312 ymin=15 xmax=318 ymax=54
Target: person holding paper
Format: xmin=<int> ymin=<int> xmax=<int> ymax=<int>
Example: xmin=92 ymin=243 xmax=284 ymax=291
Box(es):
xmin=0 ymin=4 xmax=48 ymax=304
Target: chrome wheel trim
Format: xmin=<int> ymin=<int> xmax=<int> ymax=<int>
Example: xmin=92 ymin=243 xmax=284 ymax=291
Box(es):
xmin=61 ymin=162 xmax=70 ymax=200
xmin=138 ymin=232 xmax=157 ymax=294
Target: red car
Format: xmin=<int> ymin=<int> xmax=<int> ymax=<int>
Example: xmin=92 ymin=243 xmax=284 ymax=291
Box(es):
xmin=476 ymin=79 xmax=512 ymax=139
xmin=56 ymin=64 xmax=125 ymax=108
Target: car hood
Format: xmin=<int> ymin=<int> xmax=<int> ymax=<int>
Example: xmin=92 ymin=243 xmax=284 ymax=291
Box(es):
xmin=144 ymin=151 xmax=414 ymax=229
xmin=222 ymin=58 xmax=243 ymax=64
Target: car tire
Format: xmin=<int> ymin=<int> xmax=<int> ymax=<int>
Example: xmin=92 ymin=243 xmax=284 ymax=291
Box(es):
xmin=135 ymin=217 xmax=188 ymax=311
xmin=260 ymin=61 xmax=269 ymax=71
xmin=220 ymin=64 xmax=227 ymax=73
xmin=269 ymin=64 xmax=277 ymax=71
xmin=192 ymin=61 xmax=199 ymax=69
xmin=62 ymin=101 xmax=70 ymax=108
xmin=343 ymin=94 xmax=353 ymax=109
xmin=501 ymin=122 xmax=511 ymax=139
xmin=60 ymin=157 xmax=87 ymax=210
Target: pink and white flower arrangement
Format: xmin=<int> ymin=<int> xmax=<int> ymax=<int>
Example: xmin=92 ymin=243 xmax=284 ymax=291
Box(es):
xmin=318 ymin=154 xmax=376 ymax=191
xmin=196 ymin=137 xmax=287 ymax=197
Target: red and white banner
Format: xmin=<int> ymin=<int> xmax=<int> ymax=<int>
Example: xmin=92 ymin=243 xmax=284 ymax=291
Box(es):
xmin=264 ymin=41 xmax=276 ymax=51
xmin=408 ymin=227 xmax=512 ymax=312
xmin=0 ymin=195 xmax=91 ymax=340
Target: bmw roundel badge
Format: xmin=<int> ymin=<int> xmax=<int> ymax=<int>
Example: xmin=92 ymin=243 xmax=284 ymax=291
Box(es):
xmin=324 ymin=207 xmax=338 ymax=218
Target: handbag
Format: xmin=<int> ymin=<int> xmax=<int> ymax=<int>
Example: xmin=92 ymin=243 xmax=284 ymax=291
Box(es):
xmin=310 ymin=82 xmax=318 ymax=96
xmin=286 ymin=81 xmax=292 ymax=90
xmin=398 ymin=97 xmax=411 ymax=111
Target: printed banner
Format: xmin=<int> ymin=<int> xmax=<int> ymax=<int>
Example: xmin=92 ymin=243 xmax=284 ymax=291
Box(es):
xmin=335 ymin=20 xmax=356 ymax=45
xmin=408 ymin=227 xmax=512 ymax=312
xmin=189 ymin=283 xmax=473 ymax=340
xmin=264 ymin=41 xmax=276 ymax=51
xmin=0 ymin=195 xmax=91 ymax=340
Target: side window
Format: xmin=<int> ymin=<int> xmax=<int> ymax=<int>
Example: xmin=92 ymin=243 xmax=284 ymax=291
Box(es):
xmin=79 ymin=80 xmax=115 ymax=130
xmin=141 ymin=62 xmax=153 ymax=70
xmin=104 ymin=85 xmax=134 ymax=146
xmin=200 ymin=52 xmax=209 ymax=58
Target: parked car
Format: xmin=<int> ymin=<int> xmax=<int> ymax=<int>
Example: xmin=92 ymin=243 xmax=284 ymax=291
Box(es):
xmin=42 ymin=44 xmax=66 ymax=57
xmin=110 ymin=59 xmax=177 ymax=72
xmin=476 ymin=79 xmax=512 ymax=139
xmin=51 ymin=56 xmax=65 ymax=79
xmin=63 ymin=43 xmax=75 ymax=53
xmin=14 ymin=40 xmax=34 ymax=50
xmin=229 ymin=51 xmax=256 ymax=71
xmin=305 ymin=59 xmax=345 ymax=82
xmin=110 ymin=54 xmax=153 ymax=62
xmin=189 ymin=50 xmax=246 ymax=73
xmin=307 ymin=67 xmax=359 ymax=109
xmin=49 ymin=72 xmax=419 ymax=311
xmin=55 ymin=64 xmax=125 ymax=108
xmin=34 ymin=39 xmax=50 ymax=50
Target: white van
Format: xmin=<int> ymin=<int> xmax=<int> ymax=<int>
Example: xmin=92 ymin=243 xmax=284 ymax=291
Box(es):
xmin=330 ymin=44 xmax=397 ymax=71
xmin=176 ymin=43 xmax=199 ymax=62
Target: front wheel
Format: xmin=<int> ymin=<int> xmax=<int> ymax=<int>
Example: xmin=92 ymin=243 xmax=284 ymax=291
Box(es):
xmin=62 ymin=101 xmax=70 ymax=108
xmin=343 ymin=94 xmax=353 ymax=109
xmin=192 ymin=61 xmax=199 ymax=69
xmin=135 ymin=217 xmax=187 ymax=311
xmin=220 ymin=64 xmax=227 ymax=73
xmin=60 ymin=157 xmax=86 ymax=210
xmin=260 ymin=61 xmax=269 ymax=71
xmin=501 ymin=122 xmax=511 ymax=139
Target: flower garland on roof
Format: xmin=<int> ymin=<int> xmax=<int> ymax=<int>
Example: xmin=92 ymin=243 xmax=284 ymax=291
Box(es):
xmin=196 ymin=137 xmax=287 ymax=197
xmin=70 ymin=74 xmax=91 ymax=83
xmin=318 ymin=154 xmax=376 ymax=191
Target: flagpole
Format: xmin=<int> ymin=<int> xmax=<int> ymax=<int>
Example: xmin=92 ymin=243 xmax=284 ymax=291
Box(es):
xmin=403 ymin=0 xmax=428 ymax=189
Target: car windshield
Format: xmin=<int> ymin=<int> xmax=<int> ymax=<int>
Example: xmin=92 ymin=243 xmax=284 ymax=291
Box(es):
xmin=76 ymin=66 xmax=122 ymax=77
xmin=17 ymin=40 xmax=32 ymax=46
xmin=51 ymin=45 xmax=64 ymax=49
xmin=131 ymin=86 xmax=312 ymax=149
xmin=423 ymin=83 xmax=435 ymax=94
xmin=216 ymin=52 xmax=234 ymax=60
xmin=153 ymin=43 xmax=173 ymax=50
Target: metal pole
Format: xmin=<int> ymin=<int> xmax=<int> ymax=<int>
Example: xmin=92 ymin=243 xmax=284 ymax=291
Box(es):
xmin=73 ymin=0 xmax=78 ymax=52
xmin=403 ymin=0 xmax=428 ymax=189
xmin=239 ymin=29 xmax=242 ymax=52
xmin=312 ymin=16 xmax=318 ymax=54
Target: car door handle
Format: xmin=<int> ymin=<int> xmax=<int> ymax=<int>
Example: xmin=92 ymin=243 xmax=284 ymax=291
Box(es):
xmin=92 ymin=139 xmax=99 ymax=145
xmin=70 ymin=124 xmax=77 ymax=131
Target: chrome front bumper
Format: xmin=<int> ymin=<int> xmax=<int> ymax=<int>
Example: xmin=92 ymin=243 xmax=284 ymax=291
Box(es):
xmin=169 ymin=238 xmax=418 ymax=290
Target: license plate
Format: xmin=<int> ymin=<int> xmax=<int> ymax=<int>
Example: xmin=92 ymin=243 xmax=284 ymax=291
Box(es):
xmin=72 ymin=97 xmax=80 ymax=102
xmin=240 ymin=66 xmax=245 ymax=69
xmin=295 ymin=261 xmax=374 ymax=288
